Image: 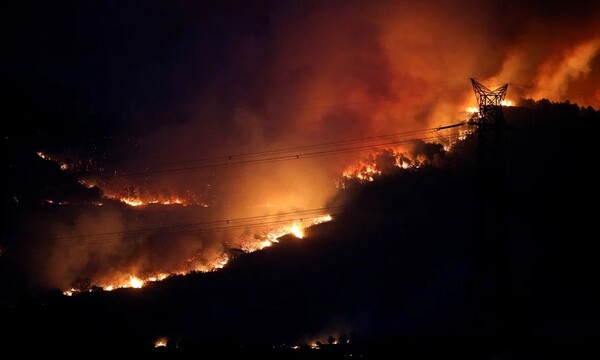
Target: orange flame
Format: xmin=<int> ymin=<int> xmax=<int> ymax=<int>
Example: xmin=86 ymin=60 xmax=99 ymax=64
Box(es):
xmin=290 ymin=223 xmax=304 ymax=239
xmin=106 ymin=194 xmax=189 ymax=207
xmin=154 ymin=338 xmax=168 ymax=348
xmin=62 ymin=215 xmax=332 ymax=295
xmin=128 ymin=275 xmax=144 ymax=288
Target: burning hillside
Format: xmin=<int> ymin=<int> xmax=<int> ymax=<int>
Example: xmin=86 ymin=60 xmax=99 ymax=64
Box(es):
xmin=64 ymin=215 xmax=332 ymax=296
xmin=3 ymin=0 xmax=599 ymax=300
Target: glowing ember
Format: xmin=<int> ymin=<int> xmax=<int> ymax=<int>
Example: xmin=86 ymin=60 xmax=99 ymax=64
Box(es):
xmin=501 ymin=99 xmax=513 ymax=106
xmin=36 ymin=151 xmax=69 ymax=170
xmin=129 ymin=276 xmax=144 ymax=288
xmin=36 ymin=151 xmax=49 ymax=160
xmin=154 ymin=338 xmax=168 ymax=348
xmin=290 ymin=223 xmax=304 ymax=238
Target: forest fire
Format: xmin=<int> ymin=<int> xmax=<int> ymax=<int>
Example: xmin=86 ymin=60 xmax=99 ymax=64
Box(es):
xmin=240 ymin=215 xmax=332 ymax=253
xmin=61 ymin=214 xmax=332 ymax=295
xmin=466 ymin=99 xmax=514 ymax=113
xmin=104 ymin=194 xmax=187 ymax=207
xmin=339 ymin=148 xmax=421 ymax=185
xmin=290 ymin=223 xmax=304 ymax=239
xmin=107 ymin=196 xmax=188 ymax=206
xmin=154 ymin=338 xmax=168 ymax=348
xmin=37 ymin=151 xmax=70 ymax=170
xmin=128 ymin=276 xmax=144 ymax=288
xmin=339 ymin=126 xmax=475 ymax=184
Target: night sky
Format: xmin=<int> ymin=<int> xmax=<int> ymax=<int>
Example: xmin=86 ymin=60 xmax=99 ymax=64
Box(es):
xmin=2 ymin=1 xmax=600 ymax=358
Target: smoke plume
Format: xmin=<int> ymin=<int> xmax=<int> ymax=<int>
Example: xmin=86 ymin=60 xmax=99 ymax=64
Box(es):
xmin=12 ymin=0 xmax=600 ymax=290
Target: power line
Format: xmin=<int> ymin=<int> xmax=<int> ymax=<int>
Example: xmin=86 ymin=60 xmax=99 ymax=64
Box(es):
xmin=52 ymin=215 xmax=341 ymax=248
xmin=81 ymin=123 xmax=466 ymax=180
xmin=89 ymin=128 xmax=465 ymax=179
xmin=53 ymin=206 xmax=343 ymax=246
xmin=138 ymin=127 xmax=438 ymax=168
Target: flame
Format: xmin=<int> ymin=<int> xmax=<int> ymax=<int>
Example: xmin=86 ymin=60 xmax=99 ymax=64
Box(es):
xmin=103 ymin=192 xmax=204 ymax=207
xmin=211 ymin=254 xmax=230 ymax=270
xmin=36 ymin=151 xmax=49 ymax=160
xmin=290 ymin=223 xmax=304 ymax=238
xmin=241 ymin=215 xmax=332 ymax=253
xmin=36 ymin=151 xmax=69 ymax=170
xmin=154 ymin=338 xmax=168 ymax=348
xmin=146 ymin=273 xmax=169 ymax=282
xmin=466 ymin=99 xmax=512 ymax=113
xmin=340 ymin=148 xmax=413 ymax=184
xmin=62 ymin=215 xmax=332 ymax=295
xmin=119 ymin=197 xmax=145 ymax=207
xmin=128 ymin=275 xmax=144 ymax=288
xmin=339 ymin=127 xmax=475 ymax=185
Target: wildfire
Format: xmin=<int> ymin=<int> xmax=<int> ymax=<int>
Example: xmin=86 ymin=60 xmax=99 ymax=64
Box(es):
xmin=210 ymin=254 xmax=230 ymax=271
xmin=62 ymin=215 xmax=332 ymax=296
xmin=242 ymin=215 xmax=332 ymax=253
xmin=290 ymin=223 xmax=304 ymax=239
xmin=339 ymin=126 xmax=475 ymax=184
xmin=154 ymin=338 xmax=168 ymax=348
xmin=105 ymin=194 xmax=189 ymax=207
xmin=36 ymin=151 xmax=50 ymax=160
xmin=119 ymin=197 xmax=144 ymax=206
xmin=36 ymin=151 xmax=70 ymax=170
xmin=128 ymin=275 xmax=144 ymax=288
xmin=465 ymin=99 xmax=513 ymax=113
xmin=339 ymin=148 xmax=414 ymax=185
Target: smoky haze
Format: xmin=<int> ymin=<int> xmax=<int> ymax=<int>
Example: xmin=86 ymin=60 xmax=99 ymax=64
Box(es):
xmin=5 ymin=0 xmax=600 ymax=291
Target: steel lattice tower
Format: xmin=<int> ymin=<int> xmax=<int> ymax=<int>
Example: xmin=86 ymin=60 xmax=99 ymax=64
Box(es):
xmin=469 ymin=78 xmax=509 ymax=168
xmin=470 ymin=78 xmax=508 ymax=126
xmin=467 ymin=78 xmax=511 ymax=340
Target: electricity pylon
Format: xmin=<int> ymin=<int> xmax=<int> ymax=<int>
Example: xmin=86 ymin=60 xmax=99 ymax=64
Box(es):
xmin=467 ymin=78 xmax=511 ymax=341
xmin=470 ymin=78 xmax=508 ymax=159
